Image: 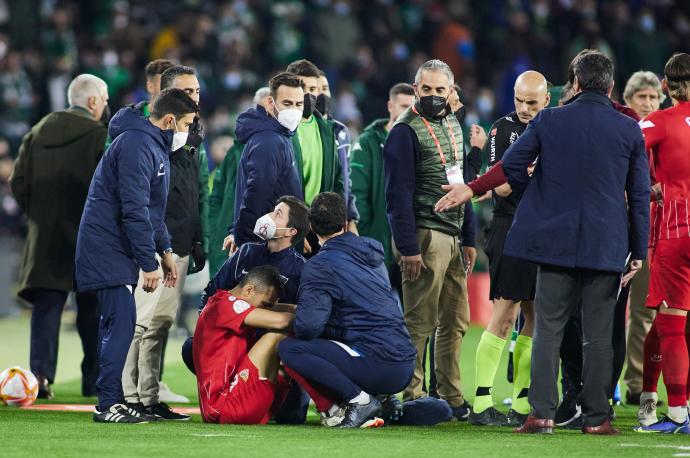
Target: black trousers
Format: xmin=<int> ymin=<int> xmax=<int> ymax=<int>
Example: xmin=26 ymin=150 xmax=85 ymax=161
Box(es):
xmin=27 ymin=289 xmax=99 ymax=394
xmin=560 ymin=283 xmax=629 ymax=399
xmin=530 ymin=265 xmax=619 ymax=427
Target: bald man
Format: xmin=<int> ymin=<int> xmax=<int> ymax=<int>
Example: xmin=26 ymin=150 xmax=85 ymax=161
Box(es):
xmin=468 ymin=71 xmax=550 ymax=427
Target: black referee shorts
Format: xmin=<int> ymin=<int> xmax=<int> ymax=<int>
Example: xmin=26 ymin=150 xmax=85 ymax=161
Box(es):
xmin=484 ymin=216 xmax=537 ymax=302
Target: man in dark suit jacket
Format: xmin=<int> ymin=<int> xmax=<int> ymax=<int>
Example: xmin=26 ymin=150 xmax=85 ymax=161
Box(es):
xmin=435 ymin=51 xmax=650 ymax=435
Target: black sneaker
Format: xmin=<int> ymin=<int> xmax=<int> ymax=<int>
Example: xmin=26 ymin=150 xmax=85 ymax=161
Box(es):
xmin=378 ymin=395 xmax=403 ymax=424
xmin=562 ymin=415 xmax=583 ymax=430
xmin=126 ymin=402 xmax=161 ymax=422
xmin=468 ymin=406 xmax=508 ymax=426
xmin=36 ymin=375 xmax=53 ymax=400
xmin=451 ymin=400 xmax=472 ymax=421
xmin=555 ymin=389 xmax=581 ymax=427
xmin=338 ymin=398 xmax=384 ymax=428
xmin=94 ymin=403 xmax=151 ymax=423
xmin=145 ymin=402 xmax=191 ymax=421
xmin=504 ymin=409 xmax=529 ymax=427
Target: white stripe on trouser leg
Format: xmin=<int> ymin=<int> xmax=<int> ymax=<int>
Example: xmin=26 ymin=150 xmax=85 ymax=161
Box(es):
xmin=329 ymin=340 xmax=361 ymax=357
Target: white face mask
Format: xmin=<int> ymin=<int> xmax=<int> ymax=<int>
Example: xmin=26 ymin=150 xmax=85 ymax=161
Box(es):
xmin=253 ymin=214 xmax=290 ymax=240
xmin=171 ymin=118 xmax=188 ymax=151
xmin=272 ymin=99 xmax=302 ymax=132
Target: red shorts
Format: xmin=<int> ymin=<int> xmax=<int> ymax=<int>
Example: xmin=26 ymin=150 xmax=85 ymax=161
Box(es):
xmin=647 ymin=237 xmax=690 ymax=310
xmin=209 ymin=356 xmax=289 ymax=424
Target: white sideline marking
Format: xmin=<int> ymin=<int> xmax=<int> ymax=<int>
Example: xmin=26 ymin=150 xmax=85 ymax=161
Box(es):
xmin=621 ymin=444 xmax=690 ymax=451
xmin=191 ymin=433 xmax=261 ymax=438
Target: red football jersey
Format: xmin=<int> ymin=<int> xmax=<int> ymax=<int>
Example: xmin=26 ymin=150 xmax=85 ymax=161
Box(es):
xmin=193 ymin=290 xmax=256 ymax=423
xmin=640 ymin=102 xmax=690 ymax=243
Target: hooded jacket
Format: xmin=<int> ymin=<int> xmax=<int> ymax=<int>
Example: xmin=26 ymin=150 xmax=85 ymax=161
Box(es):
xmin=75 ymin=106 xmax=173 ymax=291
xmin=294 ymin=232 xmax=416 ymax=363
xmin=200 ymin=241 xmax=305 ymax=309
xmin=232 ymin=105 xmax=303 ymax=247
xmin=10 ymin=107 xmax=107 ymax=294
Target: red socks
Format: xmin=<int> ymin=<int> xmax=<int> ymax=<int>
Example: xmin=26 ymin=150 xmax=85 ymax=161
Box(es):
xmin=283 ymin=365 xmax=338 ymax=412
xmin=642 ymin=320 xmax=663 ymax=393
xmin=655 ymin=313 xmax=689 ymax=407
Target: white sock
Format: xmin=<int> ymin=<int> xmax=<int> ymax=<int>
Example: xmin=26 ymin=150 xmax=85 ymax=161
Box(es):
xmin=349 ymin=391 xmax=371 ymax=405
xmin=668 ymin=406 xmax=688 ymax=424
xmin=326 ymin=404 xmax=342 ymax=416
xmin=640 ymin=392 xmax=658 ymax=404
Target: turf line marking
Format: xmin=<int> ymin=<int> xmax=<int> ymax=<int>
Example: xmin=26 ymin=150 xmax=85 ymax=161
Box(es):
xmin=191 ymin=434 xmax=261 ymax=438
xmin=621 ymin=444 xmax=690 ymax=451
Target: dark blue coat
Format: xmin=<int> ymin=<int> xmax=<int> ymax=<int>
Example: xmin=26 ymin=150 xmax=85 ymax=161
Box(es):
xmin=199 ymin=242 xmax=306 ymax=309
xmin=294 ymin=232 xmax=416 ymax=363
xmin=75 ymin=107 xmax=173 ymax=291
xmin=502 ymin=91 xmax=650 ymax=273
xmin=232 ymin=105 xmax=303 ymax=246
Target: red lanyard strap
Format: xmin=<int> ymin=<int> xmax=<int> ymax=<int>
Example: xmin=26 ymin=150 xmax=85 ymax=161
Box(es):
xmin=412 ymin=105 xmax=459 ymax=166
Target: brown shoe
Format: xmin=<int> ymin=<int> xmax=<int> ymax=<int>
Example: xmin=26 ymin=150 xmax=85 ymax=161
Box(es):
xmin=582 ymin=419 xmax=620 ymax=435
xmin=514 ymin=414 xmax=554 ymax=434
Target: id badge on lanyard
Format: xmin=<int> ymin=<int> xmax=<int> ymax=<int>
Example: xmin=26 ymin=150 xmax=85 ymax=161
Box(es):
xmin=445 ymin=161 xmax=464 ymax=185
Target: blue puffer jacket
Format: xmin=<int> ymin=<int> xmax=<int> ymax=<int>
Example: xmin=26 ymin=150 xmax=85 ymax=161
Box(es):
xmin=294 ymin=232 xmax=416 ymax=363
xmin=75 ymin=106 xmax=173 ymax=291
xmin=232 ymin=105 xmax=303 ymax=247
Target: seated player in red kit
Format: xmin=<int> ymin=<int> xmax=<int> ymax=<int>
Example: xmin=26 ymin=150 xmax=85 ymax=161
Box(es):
xmin=192 ymin=265 xmax=295 ymax=424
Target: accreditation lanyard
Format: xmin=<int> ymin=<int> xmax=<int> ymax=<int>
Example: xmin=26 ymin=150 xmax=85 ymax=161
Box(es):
xmin=412 ymin=106 xmax=460 ymax=166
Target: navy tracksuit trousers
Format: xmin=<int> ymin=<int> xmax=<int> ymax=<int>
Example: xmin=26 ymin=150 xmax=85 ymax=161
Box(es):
xmin=94 ymin=285 xmax=136 ymax=411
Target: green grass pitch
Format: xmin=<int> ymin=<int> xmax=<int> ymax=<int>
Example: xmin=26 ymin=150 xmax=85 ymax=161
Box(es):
xmin=1 ymin=320 xmax=686 ymax=458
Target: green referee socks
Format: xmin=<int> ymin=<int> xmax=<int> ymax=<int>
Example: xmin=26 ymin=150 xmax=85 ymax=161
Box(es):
xmin=474 ymin=331 xmax=507 ymax=413
xmin=512 ymin=335 xmax=533 ymax=415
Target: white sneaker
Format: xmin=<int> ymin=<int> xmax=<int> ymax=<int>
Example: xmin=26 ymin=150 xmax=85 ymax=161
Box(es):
xmin=637 ymin=393 xmax=658 ymax=426
xmin=158 ymin=381 xmax=190 ymax=403
xmin=320 ymin=405 xmax=346 ymax=427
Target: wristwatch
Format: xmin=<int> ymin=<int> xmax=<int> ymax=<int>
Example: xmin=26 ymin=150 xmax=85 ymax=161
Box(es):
xmin=162 ymin=248 xmax=173 ymax=256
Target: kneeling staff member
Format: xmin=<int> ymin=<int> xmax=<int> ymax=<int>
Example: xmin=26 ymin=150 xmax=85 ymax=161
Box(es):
xmin=279 ymin=192 xmax=416 ymax=428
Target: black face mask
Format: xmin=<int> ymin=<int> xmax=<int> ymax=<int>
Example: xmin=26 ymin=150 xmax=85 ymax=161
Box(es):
xmin=454 ymin=106 xmax=467 ymax=125
xmin=100 ymin=104 xmax=111 ymax=125
xmin=303 ymin=93 xmax=317 ymax=119
xmin=316 ymin=94 xmax=331 ymax=117
xmin=417 ymin=95 xmax=449 ymax=119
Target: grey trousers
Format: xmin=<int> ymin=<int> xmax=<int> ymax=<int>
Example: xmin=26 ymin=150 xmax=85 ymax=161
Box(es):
xmin=529 ymin=264 xmax=620 ymax=427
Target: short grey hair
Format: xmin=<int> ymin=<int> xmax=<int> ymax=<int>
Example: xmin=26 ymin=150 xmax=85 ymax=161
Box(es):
xmin=414 ymin=59 xmax=454 ymax=85
xmin=623 ymin=71 xmax=665 ymax=104
xmin=67 ymin=74 xmax=107 ymax=108
xmin=254 ymin=87 xmax=270 ymax=105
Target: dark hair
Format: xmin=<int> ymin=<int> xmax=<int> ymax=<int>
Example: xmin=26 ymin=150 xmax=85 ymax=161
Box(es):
xmin=317 ymin=68 xmax=326 ymax=78
xmin=145 ymin=59 xmax=176 ymax=80
xmin=269 ymin=72 xmax=303 ymax=99
xmin=308 ymin=192 xmax=346 ymax=237
xmin=286 ymin=59 xmax=321 ymax=78
xmin=389 ymin=82 xmax=415 ymax=100
xmin=560 ymin=81 xmax=574 ymax=104
xmin=150 ymin=88 xmax=199 ymax=121
xmin=573 ymin=50 xmax=613 ymax=92
xmin=664 ymin=53 xmax=690 ymax=102
xmin=160 ymin=65 xmax=196 ymax=91
xmin=567 ymin=49 xmax=596 ymax=84
xmin=277 ymin=195 xmax=309 ymax=248
xmin=237 ymin=265 xmax=285 ymax=296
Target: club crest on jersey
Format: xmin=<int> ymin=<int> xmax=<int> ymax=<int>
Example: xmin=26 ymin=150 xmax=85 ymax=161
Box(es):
xmin=239 ymin=369 xmax=249 ymax=382
xmin=233 ymin=299 xmax=251 ymax=314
